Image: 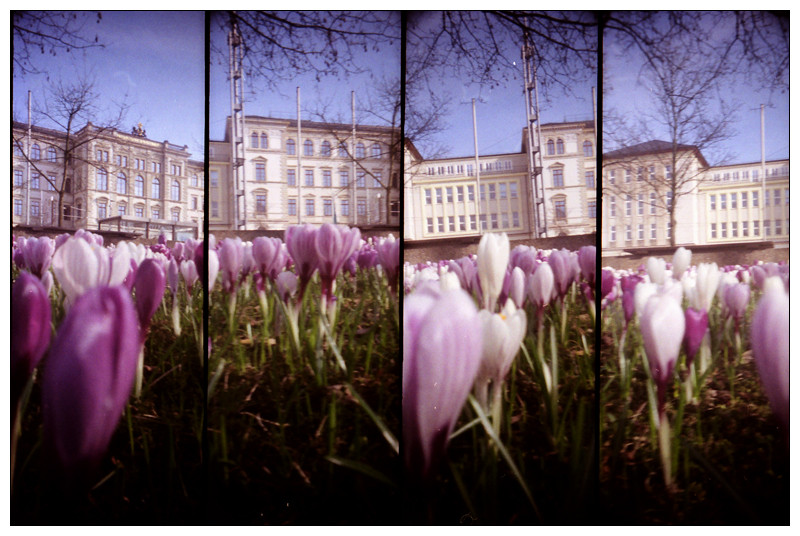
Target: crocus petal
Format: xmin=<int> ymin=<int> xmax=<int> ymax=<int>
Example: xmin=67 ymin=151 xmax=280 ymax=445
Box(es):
xmin=751 ymin=277 xmax=789 ymax=428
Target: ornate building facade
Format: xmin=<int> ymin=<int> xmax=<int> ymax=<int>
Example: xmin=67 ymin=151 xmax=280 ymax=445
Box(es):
xmin=12 ymin=121 xmax=204 ymax=238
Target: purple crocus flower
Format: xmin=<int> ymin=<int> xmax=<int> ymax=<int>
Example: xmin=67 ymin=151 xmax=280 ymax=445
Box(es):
xmin=285 ymin=224 xmax=320 ymax=299
xmin=19 ymin=236 xmax=56 ymax=278
xmin=547 ymin=249 xmax=575 ymax=301
xmin=600 ymin=269 xmax=616 ymax=302
xmin=315 ymin=224 xmax=361 ymax=302
xmin=356 ymin=245 xmax=378 ymax=271
xmin=218 ymin=238 xmax=243 ymax=295
xmin=134 ymin=258 xmax=166 ymax=338
xmin=508 ymin=266 xmax=526 ymax=309
xmin=180 ymin=260 xmax=198 ymax=297
xmin=620 ymin=274 xmax=643 ymax=326
xmin=683 ymin=307 xmax=709 ymax=368
xmin=252 ymin=236 xmax=286 ymax=283
xmin=11 ymin=272 xmax=52 ymax=404
xmin=578 ymin=245 xmax=596 ymax=289
xmin=403 ymin=287 xmax=483 ymax=478
xmin=509 ymin=245 xmax=537 ymax=276
xmin=751 ymin=278 xmax=789 ymax=429
xmin=724 ymin=283 xmax=750 ymax=324
xmin=375 ymin=234 xmax=400 ymax=290
xmin=41 ymin=285 xmax=140 ymax=487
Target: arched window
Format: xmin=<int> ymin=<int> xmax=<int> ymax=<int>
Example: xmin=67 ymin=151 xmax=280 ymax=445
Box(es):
xmin=31 ymin=144 xmax=41 ymax=160
xmin=118 ymin=202 xmax=127 ymax=216
xmin=546 ymin=139 xmax=555 ymax=155
xmin=338 ymin=142 xmax=348 ymax=157
xmin=97 ymin=168 xmax=108 ymax=190
xmin=556 ymin=138 xmax=565 ymax=155
xmin=371 ymin=143 xmax=381 ymax=158
xmin=47 ymin=147 xmax=57 ymax=162
xmin=286 ymin=139 xmax=296 ymax=155
xmin=135 ymin=175 xmax=144 ymax=196
xmin=321 ymin=140 xmax=331 ymax=157
xmin=260 ymin=133 xmax=268 ymax=148
xmin=171 ymin=179 xmax=180 ymax=201
xmin=304 ymin=139 xmax=313 ymax=156
xmin=152 ymin=177 xmax=161 ymax=198
xmin=117 ymin=172 xmax=127 ymax=194
xmin=172 ymin=208 xmax=180 ymax=222
xmin=583 ymin=140 xmax=593 ymax=157
xmin=251 ymin=132 xmax=259 ymax=148
xmin=356 ymin=142 xmax=365 ymax=158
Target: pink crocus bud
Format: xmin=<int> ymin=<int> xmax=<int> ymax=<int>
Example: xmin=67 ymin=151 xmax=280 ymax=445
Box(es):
xmin=640 ymin=293 xmax=685 ymax=414
xmin=578 ymin=245 xmax=596 ymax=289
xmin=20 ymin=236 xmax=56 ymax=279
xmin=509 ymin=245 xmax=537 ymax=276
xmin=751 ymin=277 xmax=789 ymax=429
xmin=171 ymin=242 xmax=185 ymax=263
xmin=207 ymin=248 xmax=220 ymax=292
xmin=751 ymin=265 xmax=767 ymax=290
xmin=683 ymin=307 xmax=708 ymax=368
xmin=41 ymin=285 xmax=140 ymax=487
xmin=252 ymin=236 xmax=285 ymax=282
xmin=180 ymin=260 xmax=198 ymax=297
xmin=51 ymin=236 xmax=131 ymax=306
xmin=477 ymin=232 xmax=510 ymax=312
xmin=693 ymin=262 xmax=721 ymax=311
xmin=508 ymin=266 xmax=526 ymax=309
xmin=275 ymin=271 xmax=298 ymax=304
xmin=620 ymin=274 xmax=642 ymax=325
xmin=671 ymin=247 xmax=691 ymax=281
xmin=600 ymin=269 xmax=616 ymax=301
xmin=475 ymin=300 xmax=527 ymax=405
xmin=723 ymin=283 xmax=750 ymax=323
xmin=167 ymin=258 xmax=180 ymax=295
xmin=218 ymin=238 xmax=243 ymax=295
xmin=547 ymin=249 xmax=574 ymax=301
xmin=11 ymin=272 xmax=52 ymax=404
xmin=285 ymin=224 xmax=320 ymax=299
xmin=527 ymin=261 xmax=554 ymax=311
xmin=375 ymin=234 xmax=400 ymax=290
xmin=315 ymin=224 xmax=361 ymax=302
xmin=403 ymin=288 xmax=483 ymax=478
xmin=134 ymin=258 xmax=166 ymax=337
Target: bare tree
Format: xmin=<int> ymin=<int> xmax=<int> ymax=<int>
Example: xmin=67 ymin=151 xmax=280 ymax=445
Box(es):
xmin=210 ymin=11 xmax=400 ymax=92
xmin=13 ymin=76 xmax=128 ymax=227
xmin=12 ymin=11 xmax=104 ymax=78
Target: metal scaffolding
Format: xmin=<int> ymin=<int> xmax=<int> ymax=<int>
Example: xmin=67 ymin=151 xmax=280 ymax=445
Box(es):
xmin=521 ymin=31 xmax=547 ymax=238
xmin=228 ymin=16 xmax=247 ymax=230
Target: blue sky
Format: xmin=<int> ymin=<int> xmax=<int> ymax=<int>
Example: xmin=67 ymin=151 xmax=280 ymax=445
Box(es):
xmin=12 ymin=11 xmax=205 ymax=159
xmin=603 ymin=21 xmax=789 ymax=166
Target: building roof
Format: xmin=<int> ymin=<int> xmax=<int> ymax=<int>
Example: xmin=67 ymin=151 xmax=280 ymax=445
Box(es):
xmin=603 ymin=140 xmax=709 ymax=168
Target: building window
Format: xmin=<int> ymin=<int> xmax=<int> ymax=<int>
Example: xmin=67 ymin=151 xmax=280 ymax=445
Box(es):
xmin=588 ymin=200 xmax=597 ymax=219
xmin=45 ymin=175 xmax=56 ymax=191
xmin=625 ymin=195 xmax=631 ymax=216
xmin=480 ymin=184 xmax=486 ymax=201
xmin=152 ymin=162 xmax=161 ymax=173
xmin=118 ymin=203 xmax=126 ymax=216
xmin=152 ymin=207 xmax=161 ymax=219
xmin=304 ymin=140 xmax=313 ymax=156
xmin=357 ymin=171 xmax=366 ymax=188
xmin=711 ymin=223 xmax=717 ymax=238
xmin=467 ymin=185 xmax=475 ymax=201
xmin=192 ymin=196 xmax=198 ymax=210
xmin=255 ymin=194 xmax=267 ymax=214
xmin=353 ymin=142 xmax=364 ymax=159
xmin=585 ymin=171 xmax=595 ymax=188
xmin=321 ymin=141 xmax=331 ymax=157
xmin=31 ymin=144 xmax=41 ymax=160
xmin=259 ymin=133 xmax=268 ymax=149
xmin=489 ymin=184 xmax=496 ymax=200
xmin=323 ymin=199 xmax=333 ymax=216
xmin=742 ymin=221 xmax=749 ymax=237
xmin=391 ymin=200 xmax=399 ymax=218
xmin=448 ymin=216 xmax=456 ymax=232
xmin=371 ymin=143 xmax=381 ymax=158
xmin=427 ymin=218 xmax=434 ymax=233
xmin=340 ymin=170 xmax=349 ymax=187
xmin=625 ymin=225 xmax=632 ymax=241
xmin=288 ymin=199 xmax=297 ymax=216
xmin=721 ymin=222 xmax=727 ymax=238
xmin=288 ymin=169 xmax=296 ymax=186
xmin=638 ymin=194 xmax=644 ymax=215
xmin=752 ymin=191 xmax=759 ymax=207
xmin=637 ymin=167 xmax=643 ymax=181
xmin=322 ymin=170 xmax=332 ymax=187
xmin=554 ymin=198 xmax=566 ymax=220
xmin=774 ymin=189 xmax=781 ymax=206
xmin=437 ymin=217 xmax=444 ymax=233
xmin=512 ymin=211 xmax=519 ymax=227
xmin=210 ymin=201 xmax=219 ymax=218
xmin=547 ymin=139 xmax=555 ymax=155
xmin=638 ymin=224 xmax=644 ymax=240
xmin=775 ymin=218 xmax=782 ymax=235
xmin=97 ymin=201 xmax=106 ymax=219
xmin=467 ymin=164 xmax=474 ymax=176
xmin=171 ymin=180 xmax=180 ymax=201
xmin=610 ymin=225 xmax=616 ymax=242
xmin=372 ymin=170 xmax=383 ymax=188
xmin=667 ymin=191 xmax=673 ymax=211
xmin=425 ymin=190 xmax=432 ymax=205
xmin=609 ymin=195 xmax=616 ymax=217
xmin=650 ymin=222 xmax=657 ymax=240
xmin=609 ymin=170 xmax=616 ymax=184
xmin=251 ymin=132 xmax=259 ymax=148
xmin=665 ymin=165 xmax=673 ymax=180
xmin=710 ymin=194 xmax=716 ymax=210
xmin=556 ymin=138 xmax=564 ymax=155
xmin=341 ymin=199 xmax=350 ymax=216
xmin=171 ymin=164 xmax=181 ymax=176
xmin=740 ymin=191 xmax=747 ymax=208
xmin=784 ymin=188 xmax=789 ymax=205
xmin=152 ymin=177 xmax=161 ymax=198
xmin=117 ymin=173 xmax=127 ymax=194
xmin=256 ymin=162 xmax=266 ymax=182
xmin=754 ymin=220 xmax=760 ymax=236
xmin=135 ymin=205 xmax=144 ymax=218
xmin=338 ymin=142 xmax=348 ymax=158
xmin=14 ymin=170 xmax=23 ymax=187
xmin=446 ymin=187 xmax=453 ymax=203
xmin=731 ymin=193 xmax=737 ymax=209
xmin=552 ymin=169 xmax=564 ymax=188
xmin=731 ymin=221 xmax=738 ymax=237
xmin=436 ymin=188 xmax=443 ymax=203
xmin=501 ymin=213 xmax=509 ymax=229
xmin=510 ymin=182 xmax=518 ymax=198
xmin=499 ymin=183 xmax=507 ymax=199
xmin=210 ymin=170 xmax=219 ymax=188
xmin=190 ymin=174 xmax=198 ymax=187
xmin=583 ymin=140 xmax=593 ymax=157
xmin=490 ymin=213 xmax=498 ymax=229
xmin=649 ymin=166 xmax=656 ymax=181
xmin=95 ymin=169 xmax=106 ymax=191
xmin=286 ymin=139 xmax=296 ymax=155
xmin=305 ymin=169 xmax=314 ymax=187
xmin=625 ymin=169 xmax=631 ymax=183
xmin=470 ymin=214 xmax=477 ymax=230
xmin=650 ymin=192 xmax=656 ymax=214
xmin=14 ymin=142 xmax=23 ymax=156
xmin=172 ymin=209 xmax=180 ymax=222
xmin=47 ymin=147 xmax=57 ymax=162
xmin=357 ymin=199 xmax=366 ymax=216
xmin=14 ymin=198 xmax=22 ymax=216
xmin=306 ymin=198 xmax=315 ymax=216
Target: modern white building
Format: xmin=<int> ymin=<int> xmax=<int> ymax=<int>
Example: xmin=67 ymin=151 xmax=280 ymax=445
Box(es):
xmin=404 ymin=118 xmax=596 ymax=241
